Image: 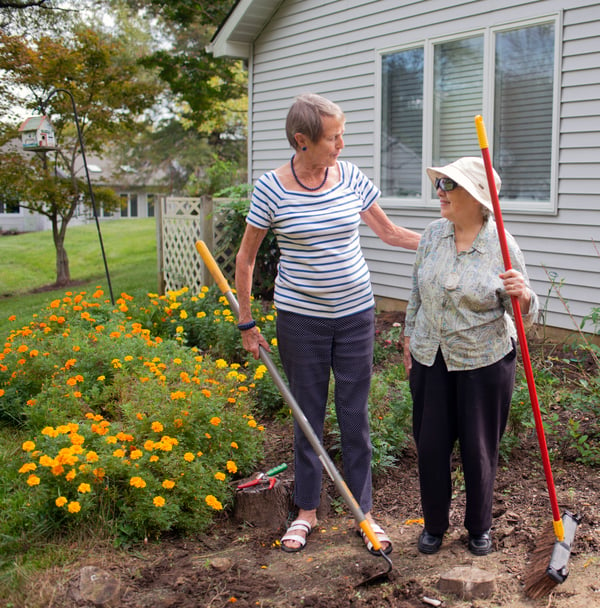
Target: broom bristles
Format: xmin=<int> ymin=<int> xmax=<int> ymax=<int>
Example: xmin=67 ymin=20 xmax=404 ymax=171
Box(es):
xmin=524 ymin=522 xmax=559 ymax=599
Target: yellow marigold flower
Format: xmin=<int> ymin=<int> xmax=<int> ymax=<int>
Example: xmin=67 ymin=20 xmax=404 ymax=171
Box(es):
xmin=143 ymin=440 xmax=154 ymax=451
xmin=67 ymin=501 xmax=81 ymax=513
xmin=22 ymin=440 xmax=35 ymax=452
xmin=210 ymin=417 xmax=221 ymax=426
xmin=97 ymin=375 xmax=105 ymax=381
xmin=170 ymin=390 xmax=187 ymax=400
xmin=66 ymin=469 xmax=76 ymax=481
xmin=153 ymin=496 xmax=166 ymax=507
xmin=230 ymin=442 xmax=238 ymax=449
xmin=111 ymin=358 xmax=122 ymax=368
xmin=215 ymin=359 xmax=228 ymax=369
xmin=175 ymin=326 xmax=184 ymax=334
xmin=124 ymin=355 xmax=133 ymax=362
xmin=78 ymin=483 xmax=91 ymax=493
xmin=179 ymin=310 xmax=188 ymax=320
xmin=55 ymin=496 xmax=68 ymax=508
xmin=130 ymin=449 xmax=143 ymax=460
xmin=215 ymin=472 xmax=226 ymax=481
xmin=113 ymin=449 xmax=126 ymax=458
xmin=205 ymin=495 xmax=223 ymax=511
xmin=247 ymin=419 xmax=257 ymax=428
xmin=151 ymin=421 xmax=164 ymax=433
xmin=27 ymin=474 xmax=40 ymax=486
xmin=19 ymin=462 xmax=37 ymax=473
xmin=105 ymin=436 xmax=117 ymax=444
xmin=162 ymin=479 xmax=175 ymax=489
xmin=196 ymin=311 xmax=206 ymax=318
xmin=197 ymin=451 xmax=203 ymax=457
xmin=149 ymin=455 xmax=159 ymax=463
xmin=226 ymin=460 xmax=238 ymax=474
xmin=183 ymin=452 xmax=195 ymax=462
xmin=227 ymin=397 xmax=236 ymax=404
xmin=129 ymin=476 xmax=146 ymax=489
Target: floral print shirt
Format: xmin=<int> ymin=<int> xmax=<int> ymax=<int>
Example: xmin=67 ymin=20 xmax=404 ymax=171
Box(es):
xmin=405 ymin=217 xmax=538 ymax=371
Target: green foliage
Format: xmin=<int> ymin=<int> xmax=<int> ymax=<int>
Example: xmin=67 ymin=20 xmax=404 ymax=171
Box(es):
xmin=0 ymin=289 xmax=264 ymax=542
xmin=215 ymin=185 xmax=280 ymax=300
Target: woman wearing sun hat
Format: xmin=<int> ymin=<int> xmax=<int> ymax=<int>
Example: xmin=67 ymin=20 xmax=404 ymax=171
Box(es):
xmin=403 ymin=157 xmax=539 ymax=556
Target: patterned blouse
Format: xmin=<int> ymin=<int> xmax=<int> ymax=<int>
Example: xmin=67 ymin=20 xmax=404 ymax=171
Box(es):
xmin=246 ymin=160 xmax=380 ymax=318
xmin=405 ymin=217 xmax=538 ymax=371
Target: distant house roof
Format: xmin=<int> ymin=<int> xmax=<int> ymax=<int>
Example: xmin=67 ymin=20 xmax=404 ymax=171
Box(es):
xmin=208 ymin=0 xmax=282 ymax=58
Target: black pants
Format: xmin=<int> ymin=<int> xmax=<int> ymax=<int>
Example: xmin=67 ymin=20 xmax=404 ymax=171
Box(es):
xmin=410 ymin=346 xmax=516 ymax=536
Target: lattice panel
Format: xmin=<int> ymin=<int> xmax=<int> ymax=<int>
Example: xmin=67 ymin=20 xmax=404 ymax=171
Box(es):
xmin=161 ymin=196 xmax=236 ymax=295
xmin=162 ymin=197 xmax=206 ymax=294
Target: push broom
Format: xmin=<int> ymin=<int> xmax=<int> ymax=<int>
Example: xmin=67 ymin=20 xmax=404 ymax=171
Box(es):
xmin=195 ymin=240 xmax=393 ymax=586
xmin=474 ymin=115 xmax=580 ymax=598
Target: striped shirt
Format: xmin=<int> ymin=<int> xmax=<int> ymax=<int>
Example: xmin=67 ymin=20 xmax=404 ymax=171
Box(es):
xmin=405 ymin=217 xmax=538 ymax=371
xmin=246 ymin=160 xmax=380 ymax=318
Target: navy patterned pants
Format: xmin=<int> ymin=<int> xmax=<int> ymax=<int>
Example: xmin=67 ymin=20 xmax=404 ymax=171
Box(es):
xmin=276 ymin=307 xmax=375 ymax=512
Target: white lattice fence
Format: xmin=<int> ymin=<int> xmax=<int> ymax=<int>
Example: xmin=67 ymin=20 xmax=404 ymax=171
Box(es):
xmin=160 ymin=196 xmax=236 ymax=294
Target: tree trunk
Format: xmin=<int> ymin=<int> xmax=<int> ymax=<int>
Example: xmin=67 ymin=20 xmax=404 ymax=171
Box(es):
xmin=52 ymin=217 xmax=71 ymax=286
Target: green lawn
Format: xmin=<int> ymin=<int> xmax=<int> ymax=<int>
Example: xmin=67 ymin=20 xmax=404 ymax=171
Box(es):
xmin=0 ymin=218 xmax=159 ymax=336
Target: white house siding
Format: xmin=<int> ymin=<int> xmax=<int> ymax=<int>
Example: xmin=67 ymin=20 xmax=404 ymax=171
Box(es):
xmin=222 ymin=0 xmax=600 ymax=333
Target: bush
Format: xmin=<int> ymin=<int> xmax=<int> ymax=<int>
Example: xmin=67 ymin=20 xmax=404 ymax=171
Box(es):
xmin=0 ymin=288 xmax=265 ymax=542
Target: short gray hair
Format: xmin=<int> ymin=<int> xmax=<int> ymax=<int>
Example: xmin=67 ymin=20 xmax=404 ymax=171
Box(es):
xmin=285 ymin=93 xmax=345 ymax=150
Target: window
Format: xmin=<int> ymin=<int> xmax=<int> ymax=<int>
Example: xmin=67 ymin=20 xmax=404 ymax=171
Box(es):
xmin=147 ymin=193 xmax=155 ymax=217
xmin=0 ymin=196 xmax=20 ymax=214
xmin=119 ymin=193 xmax=139 ymax=217
xmin=379 ymin=18 xmax=558 ymax=211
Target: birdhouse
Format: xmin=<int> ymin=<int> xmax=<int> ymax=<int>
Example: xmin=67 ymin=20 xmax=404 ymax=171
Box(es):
xmin=18 ymin=115 xmax=57 ymax=151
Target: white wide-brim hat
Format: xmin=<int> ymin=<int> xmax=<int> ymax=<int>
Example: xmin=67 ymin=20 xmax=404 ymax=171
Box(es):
xmin=426 ymin=157 xmax=501 ymax=214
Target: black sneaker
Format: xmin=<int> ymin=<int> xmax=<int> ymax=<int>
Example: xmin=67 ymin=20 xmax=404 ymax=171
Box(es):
xmin=468 ymin=530 xmax=493 ymax=556
xmin=418 ymin=529 xmax=443 ymax=554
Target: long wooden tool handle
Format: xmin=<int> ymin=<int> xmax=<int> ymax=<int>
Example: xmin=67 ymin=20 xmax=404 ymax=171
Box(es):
xmin=474 ymin=116 xmax=564 ymax=541
xmin=194 ymin=240 xmax=387 ymax=554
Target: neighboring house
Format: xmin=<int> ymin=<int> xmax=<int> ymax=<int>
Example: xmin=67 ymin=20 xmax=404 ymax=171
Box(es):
xmin=209 ymin=0 xmax=600 ymax=334
xmin=0 ymin=147 xmax=166 ymax=233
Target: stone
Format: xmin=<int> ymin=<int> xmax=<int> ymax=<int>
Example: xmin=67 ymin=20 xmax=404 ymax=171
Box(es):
xmin=79 ymin=565 xmax=121 ymax=605
xmin=438 ymin=566 xmax=496 ymax=599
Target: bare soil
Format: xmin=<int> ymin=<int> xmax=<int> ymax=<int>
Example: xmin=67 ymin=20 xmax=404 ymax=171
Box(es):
xmin=24 ymin=313 xmax=600 ymax=608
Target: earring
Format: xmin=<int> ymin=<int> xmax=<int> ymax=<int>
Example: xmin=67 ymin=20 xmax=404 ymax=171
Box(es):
xmin=302 ymin=146 xmax=307 ymax=151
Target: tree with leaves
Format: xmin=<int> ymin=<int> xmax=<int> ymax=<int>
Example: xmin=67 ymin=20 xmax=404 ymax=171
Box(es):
xmin=0 ymin=17 xmax=163 ymax=286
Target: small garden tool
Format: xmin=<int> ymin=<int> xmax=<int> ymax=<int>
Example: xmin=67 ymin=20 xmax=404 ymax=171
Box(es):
xmin=237 ymin=463 xmax=287 ymax=490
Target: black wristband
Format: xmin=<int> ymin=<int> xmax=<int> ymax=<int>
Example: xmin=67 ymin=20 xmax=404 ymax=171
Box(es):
xmin=237 ymin=320 xmax=256 ymax=331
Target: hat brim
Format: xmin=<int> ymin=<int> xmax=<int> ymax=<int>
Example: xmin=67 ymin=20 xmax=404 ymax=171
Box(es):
xmin=426 ymin=166 xmax=494 ymax=214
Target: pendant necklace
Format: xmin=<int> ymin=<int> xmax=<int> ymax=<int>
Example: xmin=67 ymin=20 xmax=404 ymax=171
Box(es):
xmin=290 ymin=154 xmax=328 ymax=191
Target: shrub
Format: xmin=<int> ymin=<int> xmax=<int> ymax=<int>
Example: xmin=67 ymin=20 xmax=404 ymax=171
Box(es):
xmin=0 ymin=288 xmax=264 ymax=541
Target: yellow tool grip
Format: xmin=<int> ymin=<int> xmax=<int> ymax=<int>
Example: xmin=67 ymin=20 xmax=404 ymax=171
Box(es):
xmin=359 ymin=519 xmax=382 ymax=552
xmin=553 ymin=517 xmax=565 ymax=543
xmin=474 ymin=114 xmax=489 ymax=149
xmin=195 ymin=240 xmax=231 ymax=295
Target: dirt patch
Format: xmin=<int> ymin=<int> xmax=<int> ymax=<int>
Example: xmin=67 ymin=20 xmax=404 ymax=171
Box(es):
xmin=23 ymin=312 xmax=600 ymax=607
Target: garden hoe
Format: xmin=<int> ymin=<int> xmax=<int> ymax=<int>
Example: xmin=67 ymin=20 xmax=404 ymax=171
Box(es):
xmin=195 ymin=240 xmax=393 ymax=587
xmin=475 ymin=116 xmax=580 ymax=599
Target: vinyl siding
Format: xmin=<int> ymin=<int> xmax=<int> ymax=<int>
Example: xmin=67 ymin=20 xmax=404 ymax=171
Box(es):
xmin=244 ymin=0 xmax=600 ymax=333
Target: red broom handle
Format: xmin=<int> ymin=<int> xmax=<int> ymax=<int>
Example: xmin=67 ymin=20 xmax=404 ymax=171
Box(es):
xmin=474 ymin=116 xmax=564 ymax=539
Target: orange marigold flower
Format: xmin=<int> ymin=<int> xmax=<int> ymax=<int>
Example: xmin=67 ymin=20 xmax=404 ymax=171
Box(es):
xmin=67 ymin=501 xmax=81 ymax=513
xmin=151 ymin=421 xmax=164 ymax=433
xmin=230 ymin=442 xmax=238 ymax=449
xmin=77 ymin=483 xmax=91 ymax=493
xmin=153 ymin=496 xmax=166 ymax=507
xmin=205 ymin=495 xmax=223 ymax=511
xmin=183 ymin=452 xmax=195 ymax=462
xmin=22 ymin=440 xmax=35 ymax=452
xmin=55 ymin=496 xmax=68 ymax=508
xmin=214 ymin=472 xmax=226 ymax=481
xmin=130 ymin=449 xmax=143 ymax=460
xmin=210 ymin=417 xmax=221 ymax=426
xmin=226 ymin=460 xmax=238 ymax=474
xmin=19 ymin=462 xmax=37 ymax=473
xmin=129 ymin=476 xmax=146 ymax=488
xmin=86 ymin=451 xmax=99 ymax=463
xmin=27 ymin=474 xmax=41 ymax=486
xmin=162 ymin=479 xmax=175 ymax=489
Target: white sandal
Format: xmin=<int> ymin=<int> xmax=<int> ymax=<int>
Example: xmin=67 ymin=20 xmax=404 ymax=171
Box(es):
xmin=357 ymin=522 xmax=393 ymax=556
xmin=281 ymin=518 xmax=314 ymax=553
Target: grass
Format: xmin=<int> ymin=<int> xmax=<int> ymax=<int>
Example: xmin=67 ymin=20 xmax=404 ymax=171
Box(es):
xmin=0 ymin=218 xmax=158 ymax=336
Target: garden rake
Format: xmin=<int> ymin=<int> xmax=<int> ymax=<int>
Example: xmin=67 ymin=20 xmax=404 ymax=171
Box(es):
xmin=195 ymin=240 xmax=393 ymax=586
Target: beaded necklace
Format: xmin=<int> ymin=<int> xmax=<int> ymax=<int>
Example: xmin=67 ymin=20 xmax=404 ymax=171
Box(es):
xmin=290 ymin=154 xmax=328 ymax=191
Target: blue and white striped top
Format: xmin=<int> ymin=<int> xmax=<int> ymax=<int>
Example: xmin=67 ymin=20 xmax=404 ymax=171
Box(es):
xmin=247 ymin=160 xmax=380 ymax=318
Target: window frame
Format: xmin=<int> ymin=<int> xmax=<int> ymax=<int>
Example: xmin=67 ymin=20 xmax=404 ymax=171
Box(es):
xmin=375 ymin=14 xmax=562 ymax=215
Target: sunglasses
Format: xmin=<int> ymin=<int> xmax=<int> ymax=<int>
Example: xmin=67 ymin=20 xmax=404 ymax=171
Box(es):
xmin=434 ymin=177 xmax=459 ymax=192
